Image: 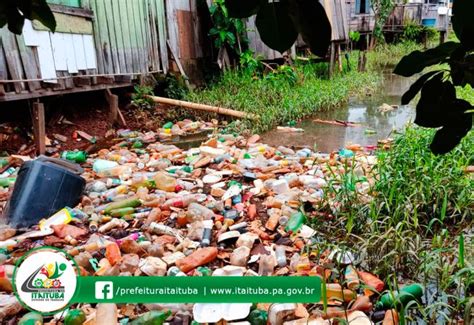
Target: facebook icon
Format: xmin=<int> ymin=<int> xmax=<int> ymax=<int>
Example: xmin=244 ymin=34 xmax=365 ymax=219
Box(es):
xmin=95 ymin=281 xmax=114 ymax=300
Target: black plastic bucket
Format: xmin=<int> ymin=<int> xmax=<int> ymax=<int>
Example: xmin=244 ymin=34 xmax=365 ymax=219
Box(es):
xmin=4 ymin=156 xmax=85 ymax=228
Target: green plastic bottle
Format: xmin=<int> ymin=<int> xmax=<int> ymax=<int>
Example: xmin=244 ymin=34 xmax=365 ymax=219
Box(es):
xmin=109 ymin=207 xmax=136 ymax=217
xmin=285 ymin=211 xmax=306 ymax=233
xmin=375 ymin=283 xmax=424 ymax=310
xmin=163 ymin=122 xmax=173 ymax=129
xmin=61 ymin=151 xmax=87 ymax=163
xmin=0 ymin=177 xmax=15 ymax=188
xmin=104 ymin=198 xmax=142 ymax=214
xmin=247 ymin=309 xmax=268 ymax=325
xmin=64 ymin=309 xmax=86 ymax=325
xmin=18 ymin=312 xmax=43 ymax=325
xmin=130 ymin=310 xmax=171 ymax=325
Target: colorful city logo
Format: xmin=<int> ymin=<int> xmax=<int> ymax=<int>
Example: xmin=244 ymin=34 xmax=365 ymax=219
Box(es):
xmin=13 ymin=248 xmax=78 ymax=314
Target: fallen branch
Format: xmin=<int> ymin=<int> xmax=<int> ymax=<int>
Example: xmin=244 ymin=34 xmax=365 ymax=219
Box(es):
xmin=149 ymin=96 xmax=258 ymax=120
xmin=313 ymin=119 xmax=362 ymax=127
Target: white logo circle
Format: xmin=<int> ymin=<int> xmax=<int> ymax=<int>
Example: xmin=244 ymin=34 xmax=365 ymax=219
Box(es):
xmin=14 ymin=248 xmax=77 ymax=313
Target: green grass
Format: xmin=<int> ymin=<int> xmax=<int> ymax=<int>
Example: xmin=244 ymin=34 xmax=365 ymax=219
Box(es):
xmin=310 ymin=126 xmax=473 ymax=323
xmin=367 ymin=41 xmax=423 ymax=70
xmin=187 ymin=63 xmax=380 ymax=133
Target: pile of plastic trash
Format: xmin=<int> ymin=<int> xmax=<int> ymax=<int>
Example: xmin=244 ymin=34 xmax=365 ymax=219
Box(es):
xmin=0 ymin=125 xmax=422 ymax=324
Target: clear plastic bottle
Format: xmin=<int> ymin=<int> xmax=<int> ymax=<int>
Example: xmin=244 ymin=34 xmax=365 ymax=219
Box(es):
xmin=275 ymin=246 xmax=287 ymax=267
xmin=187 ymin=203 xmax=215 ymax=222
xmin=97 ymin=165 xmax=133 ymax=178
xmin=95 ymin=304 xmax=118 ymax=324
xmin=153 ymin=172 xmax=177 ymax=192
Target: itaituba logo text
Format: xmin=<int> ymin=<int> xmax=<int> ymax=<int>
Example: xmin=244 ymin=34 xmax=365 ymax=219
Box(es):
xmin=22 ymin=262 xmax=67 ymax=301
xmin=14 ymin=248 xmax=78 ymax=313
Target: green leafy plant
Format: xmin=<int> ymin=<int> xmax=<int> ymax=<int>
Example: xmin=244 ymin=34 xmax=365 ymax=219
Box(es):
xmin=131 ymin=85 xmax=155 ymax=110
xmin=371 ymin=0 xmax=395 ymax=44
xmin=394 ymin=0 xmax=474 ymax=154
xmin=225 ymin=0 xmax=331 ymax=57
xmin=239 ymin=49 xmax=263 ymax=75
xmin=349 ymin=31 xmax=361 ymax=43
xmin=209 ymin=0 xmax=248 ymax=54
xmin=265 ymin=65 xmax=299 ymax=86
xmin=0 ymin=0 xmax=56 ymax=34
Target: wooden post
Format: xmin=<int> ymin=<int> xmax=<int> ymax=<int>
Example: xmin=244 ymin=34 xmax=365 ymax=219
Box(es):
xmin=439 ymin=31 xmax=446 ymax=45
xmin=32 ymin=101 xmax=46 ymax=155
xmin=105 ymin=89 xmax=126 ymax=127
xmin=337 ymin=44 xmax=343 ymax=72
xmin=329 ymin=42 xmax=336 ymax=78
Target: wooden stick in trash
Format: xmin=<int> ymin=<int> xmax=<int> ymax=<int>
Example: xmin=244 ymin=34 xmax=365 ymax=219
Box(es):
xmin=148 ymin=96 xmax=258 ymax=120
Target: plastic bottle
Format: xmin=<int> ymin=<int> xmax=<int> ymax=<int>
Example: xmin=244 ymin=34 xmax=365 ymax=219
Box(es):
xmin=246 ymin=309 xmax=268 ymax=325
xmin=258 ymin=255 xmax=275 ymax=276
xmin=97 ymin=165 xmax=133 ymax=178
xmin=0 ymin=265 xmax=14 ymax=292
xmin=163 ymin=194 xmax=206 ymax=209
xmin=275 ymin=246 xmax=287 ymax=267
xmin=18 ymin=312 xmax=43 ymax=325
xmin=0 ymin=167 xmax=16 ymax=178
xmin=200 ymin=220 xmax=213 ymax=247
xmin=93 ymin=159 xmax=119 ymax=173
xmin=375 ymin=283 xmax=424 ymax=310
xmin=105 ymin=242 xmax=122 ymax=266
xmin=382 ymin=309 xmax=399 ymax=325
xmin=230 ymin=246 xmax=251 ymax=267
xmin=187 ymin=203 xmax=215 ymax=222
xmin=104 ymin=197 xmax=141 ymax=214
xmin=64 ymin=309 xmax=86 ymax=325
xmin=61 ymin=151 xmax=87 ymax=163
xmin=95 ymin=304 xmax=118 ymax=325
xmin=285 ymin=211 xmax=306 ymax=233
xmin=153 ymin=172 xmax=177 ymax=192
xmin=358 ymin=271 xmax=385 ymax=293
xmin=324 ymin=283 xmax=356 ymax=303
xmin=0 ymin=177 xmax=15 ymax=188
xmin=167 ymin=266 xmax=187 ymax=277
xmin=102 ymin=185 xmax=128 ymax=202
xmin=344 ymin=265 xmax=360 ymax=290
xmin=39 ymin=207 xmax=74 ymax=231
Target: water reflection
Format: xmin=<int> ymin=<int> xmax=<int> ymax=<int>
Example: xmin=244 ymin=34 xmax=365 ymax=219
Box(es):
xmin=262 ymin=73 xmax=417 ymax=152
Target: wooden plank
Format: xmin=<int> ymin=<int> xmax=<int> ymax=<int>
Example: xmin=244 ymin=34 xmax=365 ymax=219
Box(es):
xmin=105 ymin=88 xmax=118 ymax=124
xmin=22 ymin=20 xmax=41 ymax=46
xmin=118 ymin=0 xmax=133 ymax=73
xmin=83 ymin=35 xmax=98 ymax=69
xmin=166 ymin=0 xmax=180 ymax=60
xmin=131 ymin=0 xmax=144 ymax=73
xmin=126 ymin=0 xmax=139 ymax=73
xmin=32 ymin=102 xmax=46 ymax=155
xmin=15 ymin=34 xmax=42 ymax=91
xmin=0 ymin=82 xmax=132 ymax=102
xmin=2 ymin=29 xmax=25 ymax=93
xmin=137 ymin=0 xmax=149 ymax=72
xmin=0 ymin=37 xmax=7 ymax=95
xmin=167 ymin=40 xmax=190 ymax=89
xmin=156 ymin=0 xmax=168 ymax=73
xmin=89 ymin=0 xmax=105 ymax=73
xmin=50 ymin=32 xmax=68 ymax=71
xmin=111 ymin=0 xmax=127 ymax=74
xmin=146 ymin=0 xmax=161 ymax=71
xmin=177 ymin=10 xmax=196 ymax=60
xmin=104 ymin=0 xmax=121 ymax=74
xmin=64 ymin=33 xmax=79 ymax=73
xmin=73 ymin=34 xmax=88 ymax=70
xmin=95 ymin=0 xmax=113 ymax=74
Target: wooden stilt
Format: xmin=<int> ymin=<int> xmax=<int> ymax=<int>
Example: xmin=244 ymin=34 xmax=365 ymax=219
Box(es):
xmin=105 ymin=88 xmax=126 ymax=127
xmin=337 ymin=44 xmax=343 ymax=72
xmin=32 ymin=101 xmax=46 ymax=155
xmin=329 ymin=42 xmax=336 ymax=78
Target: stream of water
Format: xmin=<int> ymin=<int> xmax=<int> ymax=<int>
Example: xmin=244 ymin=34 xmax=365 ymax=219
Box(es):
xmin=261 ymin=72 xmax=417 ymax=152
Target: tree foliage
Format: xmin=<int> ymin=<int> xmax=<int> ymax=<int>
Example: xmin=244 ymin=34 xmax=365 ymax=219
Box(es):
xmin=225 ymin=0 xmax=331 ymax=57
xmin=394 ymin=0 xmax=473 ymax=154
xmin=371 ymin=0 xmax=394 ymax=44
xmin=0 ymin=0 xmax=56 ymax=34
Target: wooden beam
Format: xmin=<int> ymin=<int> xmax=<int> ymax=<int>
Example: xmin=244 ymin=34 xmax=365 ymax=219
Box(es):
xmin=329 ymin=42 xmax=336 ymax=78
xmin=149 ymin=95 xmax=258 ymax=120
xmin=105 ymin=88 xmax=126 ymax=126
xmin=32 ymin=102 xmax=46 ymax=155
xmin=167 ymin=40 xmax=191 ymax=89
